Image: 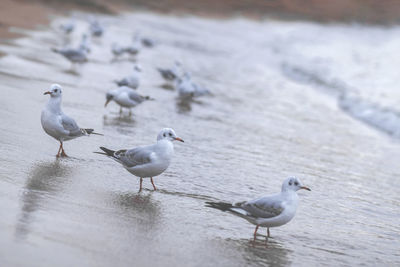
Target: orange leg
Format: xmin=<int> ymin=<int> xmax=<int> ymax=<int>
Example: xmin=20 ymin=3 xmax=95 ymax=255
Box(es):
xmin=253 ymin=225 xmax=259 ymax=242
xmin=60 ymin=142 xmax=68 ymax=157
xmin=150 ymin=177 xmax=157 ymax=190
xmin=56 ymin=142 xmax=63 ymax=157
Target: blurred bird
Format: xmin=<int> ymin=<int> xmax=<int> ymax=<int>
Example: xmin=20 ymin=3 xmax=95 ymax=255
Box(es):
xmin=206 ymin=177 xmax=311 ymax=243
xmin=41 ymin=84 xmax=102 ymax=157
xmin=111 ymin=43 xmax=125 ymax=59
xmin=51 ymin=45 xmax=88 ymax=69
xmin=89 ymin=19 xmax=103 ymax=37
xmin=105 ymin=86 xmax=152 ymax=115
xmin=124 ymin=33 xmax=141 ymax=57
xmin=176 ymin=72 xmax=210 ymax=100
xmin=59 ymin=21 xmax=75 ymax=34
xmin=79 ymin=33 xmax=91 ymax=53
xmin=157 ymin=61 xmax=181 ymax=83
xmin=114 ymin=64 xmax=142 ymax=89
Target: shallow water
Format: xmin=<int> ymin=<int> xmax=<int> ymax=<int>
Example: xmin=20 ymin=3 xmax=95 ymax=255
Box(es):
xmin=0 ymin=12 xmax=400 ymax=267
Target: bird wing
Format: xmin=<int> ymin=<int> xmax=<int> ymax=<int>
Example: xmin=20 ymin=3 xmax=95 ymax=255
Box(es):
xmin=61 ymin=114 xmax=82 ymax=137
xmin=236 ymin=195 xmax=284 ymax=219
xmin=115 ymin=145 xmax=155 ymax=167
xmin=127 ymin=90 xmax=144 ymax=103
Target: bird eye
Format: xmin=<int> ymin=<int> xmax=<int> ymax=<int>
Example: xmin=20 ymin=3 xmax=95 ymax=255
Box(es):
xmin=54 ymin=89 xmax=58 ymax=92
xmin=288 ymin=181 xmax=292 ymax=186
xmin=169 ymin=133 xmax=172 ymax=136
xmin=163 ymin=133 xmax=166 ymax=137
xmin=294 ymin=182 xmax=299 ymax=186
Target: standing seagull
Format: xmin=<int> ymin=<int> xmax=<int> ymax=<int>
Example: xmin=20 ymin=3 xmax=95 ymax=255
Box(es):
xmin=157 ymin=61 xmax=181 ymax=83
xmin=41 ymin=84 xmax=101 ymax=157
xmin=176 ymin=72 xmax=210 ymax=100
xmin=114 ymin=64 xmax=142 ymax=89
xmin=51 ymin=45 xmax=88 ymax=69
xmin=95 ymin=128 xmax=184 ymax=192
xmin=105 ymin=86 xmax=151 ymax=115
xmin=206 ymin=177 xmax=310 ymax=242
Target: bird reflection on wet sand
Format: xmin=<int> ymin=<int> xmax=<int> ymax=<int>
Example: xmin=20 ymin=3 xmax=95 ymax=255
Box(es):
xmin=222 ymin=238 xmax=292 ymax=267
xmin=15 ymin=160 xmax=71 ymax=240
xmin=112 ymin=192 xmax=161 ymax=230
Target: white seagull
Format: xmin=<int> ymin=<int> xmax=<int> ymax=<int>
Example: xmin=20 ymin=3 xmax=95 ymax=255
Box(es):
xmin=79 ymin=33 xmax=91 ymax=54
xmin=41 ymin=84 xmax=102 ymax=157
xmin=105 ymin=86 xmax=151 ymax=115
xmin=157 ymin=61 xmax=181 ymax=83
xmin=111 ymin=43 xmax=125 ymax=59
xmin=114 ymin=64 xmax=142 ymax=89
xmin=95 ymin=128 xmax=184 ymax=192
xmin=59 ymin=21 xmax=75 ymax=34
xmin=176 ymin=72 xmax=210 ymax=100
xmin=51 ymin=45 xmax=88 ymax=68
xmin=89 ymin=19 xmax=103 ymax=37
xmin=124 ymin=33 xmax=141 ymax=57
xmin=206 ymin=177 xmax=311 ymax=242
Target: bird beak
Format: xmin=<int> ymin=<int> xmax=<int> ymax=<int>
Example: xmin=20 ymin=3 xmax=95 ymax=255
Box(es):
xmin=104 ymin=99 xmax=111 ymax=107
xmin=174 ymin=137 xmax=184 ymax=142
xmin=300 ymin=186 xmax=311 ymax=191
xmin=44 ymin=91 xmax=51 ymax=95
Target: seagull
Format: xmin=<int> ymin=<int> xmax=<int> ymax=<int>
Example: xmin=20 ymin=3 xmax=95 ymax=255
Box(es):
xmin=141 ymin=37 xmax=155 ymax=48
xmin=89 ymin=19 xmax=103 ymax=37
xmin=176 ymin=72 xmax=210 ymax=100
xmin=111 ymin=43 xmax=125 ymax=59
xmin=157 ymin=61 xmax=181 ymax=83
xmin=51 ymin=45 xmax=88 ymax=68
xmin=124 ymin=33 xmax=141 ymax=57
xmin=79 ymin=33 xmax=91 ymax=54
xmin=114 ymin=64 xmax=142 ymax=89
xmin=59 ymin=21 xmax=75 ymax=34
xmin=206 ymin=177 xmax=311 ymax=242
xmin=41 ymin=84 xmax=102 ymax=157
xmin=105 ymin=86 xmax=151 ymax=115
xmin=95 ymin=128 xmax=184 ymax=192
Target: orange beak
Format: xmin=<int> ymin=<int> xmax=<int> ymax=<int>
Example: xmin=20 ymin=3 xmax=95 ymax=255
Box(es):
xmin=44 ymin=91 xmax=51 ymax=95
xmin=300 ymin=186 xmax=311 ymax=191
xmin=174 ymin=137 xmax=184 ymax=142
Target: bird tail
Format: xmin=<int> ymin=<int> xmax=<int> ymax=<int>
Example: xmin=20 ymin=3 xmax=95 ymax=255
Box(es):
xmin=205 ymin=201 xmax=250 ymax=220
xmin=93 ymin=146 xmax=116 ymax=157
xmin=205 ymin=201 xmax=234 ymax=212
xmin=83 ymin=128 xmax=103 ymax=136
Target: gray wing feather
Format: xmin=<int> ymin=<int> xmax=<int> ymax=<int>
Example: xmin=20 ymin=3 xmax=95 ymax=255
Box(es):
xmin=237 ymin=196 xmax=284 ymax=218
xmin=61 ymin=115 xmax=82 ymax=136
xmin=116 ymin=146 xmax=154 ymax=167
xmin=128 ymin=91 xmax=145 ymax=103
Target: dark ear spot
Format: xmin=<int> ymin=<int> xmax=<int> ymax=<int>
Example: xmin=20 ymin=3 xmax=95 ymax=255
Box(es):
xmin=163 ymin=133 xmax=166 ymax=137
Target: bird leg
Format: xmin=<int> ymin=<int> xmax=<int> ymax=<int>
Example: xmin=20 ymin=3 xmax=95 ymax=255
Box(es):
xmin=253 ymin=225 xmax=259 ymax=242
xmin=129 ymin=109 xmax=132 ymax=116
xmin=150 ymin=177 xmax=157 ymax=190
xmin=60 ymin=142 xmax=68 ymax=157
xmin=56 ymin=141 xmax=63 ymax=157
xmin=138 ymin=178 xmax=143 ymax=192
xmin=267 ymin=228 xmax=270 ymax=238
xmin=119 ymin=107 xmax=123 ymax=114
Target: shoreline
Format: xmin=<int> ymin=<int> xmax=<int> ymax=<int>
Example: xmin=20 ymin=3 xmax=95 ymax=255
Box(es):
xmin=1 ymin=0 xmax=400 ymax=40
